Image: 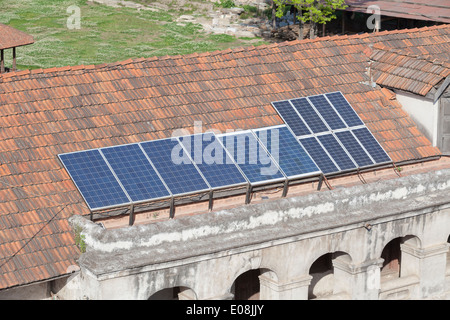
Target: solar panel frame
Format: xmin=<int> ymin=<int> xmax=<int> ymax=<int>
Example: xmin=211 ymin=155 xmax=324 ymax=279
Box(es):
xmin=307 ymin=94 xmax=347 ymax=131
xmin=298 ymin=136 xmax=341 ymax=175
xmin=218 ymin=130 xmax=287 ymax=186
xmin=253 ymin=125 xmax=321 ymax=180
xmin=140 ymin=137 xmax=211 ymax=197
xmin=177 ymin=132 xmax=249 ymax=190
xmin=270 ymin=91 xmax=393 ymax=177
xmin=100 ymin=143 xmax=172 ymax=204
xmin=58 ymin=149 xmax=132 ymax=211
xmin=334 ymin=130 xmax=375 ymax=168
xmin=271 ymin=100 xmax=312 ymax=137
xmin=325 ymin=91 xmax=364 ymax=128
xmin=351 ymin=127 xmax=392 ymax=165
xmin=317 ymin=133 xmax=358 ymax=172
xmin=290 ymin=97 xmax=329 ymax=134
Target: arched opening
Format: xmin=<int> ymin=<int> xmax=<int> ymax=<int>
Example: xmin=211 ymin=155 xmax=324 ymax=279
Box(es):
xmin=148 ymin=286 xmax=196 ymax=300
xmin=380 ymin=235 xmax=420 ymax=280
xmin=232 ymin=269 xmax=261 ymax=300
xmin=381 ymin=237 xmax=402 ymax=278
xmin=308 ymin=251 xmax=350 ymax=299
xmin=446 ymin=235 xmax=450 ymax=275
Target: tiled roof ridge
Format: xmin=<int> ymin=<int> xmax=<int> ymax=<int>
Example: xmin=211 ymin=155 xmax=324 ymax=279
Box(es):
xmin=1 ymin=24 xmax=449 ymax=81
xmin=371 ymin=43 xmax=450 ymax=70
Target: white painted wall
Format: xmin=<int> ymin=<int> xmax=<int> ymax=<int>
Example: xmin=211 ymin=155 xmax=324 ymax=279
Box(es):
xmin=395 ymin=91 xmax=440 ymax=146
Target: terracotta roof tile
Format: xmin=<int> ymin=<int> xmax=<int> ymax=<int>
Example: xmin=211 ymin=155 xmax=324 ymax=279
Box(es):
xmin=0 ymin=24 xmax=34 ymax=50
xmin=0 ymin=24 xmax=448 ymax=290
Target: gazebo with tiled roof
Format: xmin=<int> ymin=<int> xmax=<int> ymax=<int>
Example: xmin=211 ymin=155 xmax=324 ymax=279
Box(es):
xmin=0 ymin=24 xmax=34 ymax=73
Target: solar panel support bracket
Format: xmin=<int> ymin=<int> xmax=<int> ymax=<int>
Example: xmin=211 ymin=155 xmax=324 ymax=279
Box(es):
xmin=208 ymin=190 xmax=214 ymax=212
xmin=282 ymin=179 xmax=289 ymax=197
xmin=392 ymin=162 xmax=402 ymax=177
xmin=317 ymin=174 xmax=324 ymax=191
xmin=245 ymin=185 xmax=253 ymax=204
xmin=129 ymin=203 xmax=135 ymax=226
xmin=169 ymin=197 xmax=175 ymax=219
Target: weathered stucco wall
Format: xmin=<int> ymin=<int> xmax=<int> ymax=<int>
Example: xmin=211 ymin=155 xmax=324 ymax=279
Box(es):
xmin=67 ymin=168 xmax=450 ymax=299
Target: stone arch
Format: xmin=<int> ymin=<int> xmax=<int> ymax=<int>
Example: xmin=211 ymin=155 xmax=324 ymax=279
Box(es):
xmin=380 ymin=235 xmax=421 ymax=279
xmin=447 ymin=235 xmax=450 ymax=275
xmin=148 ymin=286 xmax=197 ymax=300
xmin=230 ymin=268 xmax=277 ymax=300
xmin=308 ymin=251 xmax=351 ymax=299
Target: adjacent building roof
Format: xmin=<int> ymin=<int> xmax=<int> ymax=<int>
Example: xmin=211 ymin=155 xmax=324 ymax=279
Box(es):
xmin=345 ymin=0 xmax=450 ymax=24
xmin=368 ymin=43 xmax=450 ymax=96
xmin=0 ymin=24 xmax=34 ymax=50
xmin=0 ymin=24 xmax=448 ymax=290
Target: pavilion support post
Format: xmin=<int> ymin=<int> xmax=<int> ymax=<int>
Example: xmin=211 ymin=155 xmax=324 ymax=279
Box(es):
xmin=12 ymin=47 xmax=16 ymax=72
xmin=1 ymin=49 xmax=4 ymax=73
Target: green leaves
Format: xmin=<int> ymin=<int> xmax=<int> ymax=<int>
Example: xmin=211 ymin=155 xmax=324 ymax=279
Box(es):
xmin=273 ymin=0 xmax=347 ymax=24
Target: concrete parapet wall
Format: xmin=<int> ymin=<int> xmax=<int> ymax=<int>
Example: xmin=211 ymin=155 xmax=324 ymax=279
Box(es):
xmin=72 ymin=168 xmax=450 ymax=261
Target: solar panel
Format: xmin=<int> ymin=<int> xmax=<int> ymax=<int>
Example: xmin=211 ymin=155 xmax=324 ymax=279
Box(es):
xmin=219 ymin=131 xmax=285 ymax=184
xmin=298 ymin=137 xmax=340 ymax=174
xmin=271 ymin=91 xmax=392 ymax=176
xmin=178 ymin=132 xmax=248 ymax=189
xmin=308 ymin=95 xmax=346 ymax=130
xmin=352 ymin=127 xmax=391 ymax=164
xmin=334 ymin=130 xmax=374 ymax=168
xmin=255 ymin=126 xmax=320 ymax=178
xmin=317 ymin=134 xmax=356 ymax=171
xmin=59 ymin=149 xmax=130 ymax=210
xmin=140 ymin=138 xmax=210 ymax=196
xmin=290 ymin=98 xmax=329 ymax=134
xmin=325 ymin=92 xmax=364 ymax=127
xmin=272 ymin=100 xmax=312 ymax=136
xmin=100 ymin=143 xmax=171 ymax=202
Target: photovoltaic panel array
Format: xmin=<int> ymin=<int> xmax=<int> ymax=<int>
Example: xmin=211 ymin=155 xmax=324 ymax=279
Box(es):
xmin=254 ymin=126 xmax=320 ymax=179
xmin=59 ymin=150 xmax=131 ymax=210
xmin=60 ymin=126 xmax=323 ymax=211
xmin=140 ymin=138 xmax=211 ymax=196
xmin=101 ymin=144 xmax=170 ymax=202
xmin=272 ymin=91 xmax=392 ymax=175
xmin=178 ymin=132 xmax=248 ymax=189
xmin=218 ymin=131 xmax=286 ymax=185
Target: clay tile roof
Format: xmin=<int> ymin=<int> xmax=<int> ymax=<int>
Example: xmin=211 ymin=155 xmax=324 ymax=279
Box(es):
xmin=0 ymin=24 xmax=448 ymax=290
xmin=368 ymin=43 xmax=450 ymax=96
xmin=345 ymin=0 xmax=450 ymax=24
xmin=0 ymin=24 xmax=34 ymax=50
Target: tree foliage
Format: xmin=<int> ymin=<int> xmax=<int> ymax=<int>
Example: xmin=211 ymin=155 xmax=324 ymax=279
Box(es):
xmin=273 ymin=0 xmax=347 ymax=25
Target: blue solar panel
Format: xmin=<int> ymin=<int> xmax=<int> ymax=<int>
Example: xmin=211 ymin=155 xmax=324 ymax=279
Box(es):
xmin=179 ymin=132 xmax=248 ymax=189
xmin=140 ymin=138 xmax=210 ymax=195
xmin=335 ymin=130 xmax=374 ymax=167
xmin=317 ymin=134 xmax=356 ymax=171
xmin=298 ymin=137 xmax=339 ymax=174
xmin=352 ymin=127 xmax=391 ymax=164
xmin=272 ymin=101 xmax=312 ymax=136
xmin=290 ymin=98 xmax=329 ymax=134
xmin=101 ymin=144 xmax=171 ymax=202
xmin=308 ymin=95 xmax=346 ymax=130
xmin=325 ymin=92 xmax=364 ymax=127
xmin=219 ymin=132 xmax=285 ymax=184
xmin=255 ymin=126 xmax=320 ymax=178
xmin=59 ymin=149 xmax=130 ymax=210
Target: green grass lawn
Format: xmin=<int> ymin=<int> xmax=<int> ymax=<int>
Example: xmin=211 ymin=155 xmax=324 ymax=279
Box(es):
xmin=0 ymin=0 xmax=269 ymax=71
